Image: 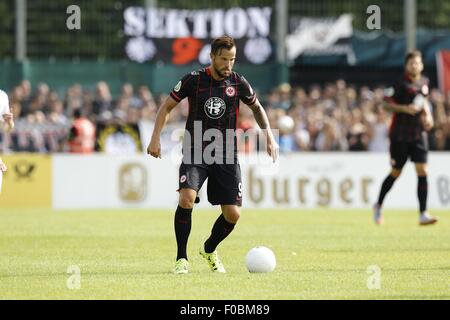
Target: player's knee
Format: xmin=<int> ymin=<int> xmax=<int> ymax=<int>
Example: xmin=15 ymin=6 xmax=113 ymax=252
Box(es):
xmin=224 ymin=209 xmax=240 ymax=224
xmin=417 ymin=169 xmax=427 ymax=176
xmin=414 ymin=164 xmax=427 ymax=176
xmin=179 ymin=194 xmax=196 ymax=209
xmin=390 ymin=168 xmax=402 ymax=178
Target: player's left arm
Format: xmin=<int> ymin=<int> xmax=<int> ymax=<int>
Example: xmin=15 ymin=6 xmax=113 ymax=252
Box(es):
xmin=247 ymin=99 xmax=279 ymax=162
xmin=2 ymin=111 xmax=14 ymax=132
xmin=0 ymin=91 xmax=14 ymax=132
xmin=422 ymin=97 xmax=434 ymax=131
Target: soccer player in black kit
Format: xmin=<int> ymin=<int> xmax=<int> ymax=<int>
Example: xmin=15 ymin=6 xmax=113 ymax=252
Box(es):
xmin=147 ymin=36 xmax=279 ymax=273
xmin=373 ymin=50 xmax=437 ymax=226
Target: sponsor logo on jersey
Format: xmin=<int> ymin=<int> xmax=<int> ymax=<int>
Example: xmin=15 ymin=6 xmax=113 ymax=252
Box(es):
xmin=204 ymin=97 xmax=226 ymax=119
xmin=174 ymin=81 xmax=181 ymax=92
xmin=226 ymin=86 xmax=236 ymax=97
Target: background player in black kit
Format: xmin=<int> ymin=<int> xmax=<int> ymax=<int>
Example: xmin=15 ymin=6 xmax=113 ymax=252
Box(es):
xmin=373 ymin=50 xmax=437 ymax=226
xmin=147 ymin=36 xmax=279 ymax=274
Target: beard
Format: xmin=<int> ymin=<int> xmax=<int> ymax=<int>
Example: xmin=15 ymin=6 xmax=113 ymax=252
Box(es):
xmin=213 ymin=65 xmax=230 ymax=79
xmin=407 ymin=67 xmax=422 ymax=78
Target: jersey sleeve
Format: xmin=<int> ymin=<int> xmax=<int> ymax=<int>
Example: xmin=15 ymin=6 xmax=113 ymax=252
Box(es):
xmin=238 ymin=75 xmax=257 ymax=105
xmin=383 ymin=82 xmax=403 ymax=104
xmin=0 ymin=90 xmax=9 ymax=117
xmin=169 ymin=73 xmax=195 ymax=103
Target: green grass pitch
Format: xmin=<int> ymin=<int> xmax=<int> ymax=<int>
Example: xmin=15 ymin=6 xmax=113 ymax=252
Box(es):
xmin=0 ymin=208 xmax=449 ymax=299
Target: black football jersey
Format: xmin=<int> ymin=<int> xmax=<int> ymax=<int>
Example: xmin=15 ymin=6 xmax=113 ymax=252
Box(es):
xmin=169 ymin=67 xmax=257 ymax=162
xmin=384 ymin=74 xmax=429 ymax=142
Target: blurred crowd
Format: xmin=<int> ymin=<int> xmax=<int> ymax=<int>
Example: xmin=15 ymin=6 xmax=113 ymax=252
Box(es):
xmin=245 ymin=80 xmax=450 ymax=153
xmin=2 ymin=78 xmax=450 ymax=154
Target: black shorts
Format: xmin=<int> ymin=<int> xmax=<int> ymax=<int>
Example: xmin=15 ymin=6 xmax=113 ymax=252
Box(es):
xmin=389 ymin=136 xmax=428 ymax=169
xmin=178 ymin=162 xmax=242 ymax=206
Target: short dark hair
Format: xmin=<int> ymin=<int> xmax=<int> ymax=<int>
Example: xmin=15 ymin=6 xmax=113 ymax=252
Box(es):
xmin=405 ymin=50 xmax=422 ymax=65
xmin=73 ymin=108 xmax=83 ymax=118
xmin=211 ymin=36 xmax=235 ymax=56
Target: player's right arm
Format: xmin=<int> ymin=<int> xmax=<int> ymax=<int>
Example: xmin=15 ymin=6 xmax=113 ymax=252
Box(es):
xmin=147 ymin=96 xmax=179 ymax=158
xmin=383 ymin=101 xmax=421 ymax=115
xmin=0 ymin=158 xmax=6 ymax=172
xmin=148 ymin=73 xmax=195 ymax=158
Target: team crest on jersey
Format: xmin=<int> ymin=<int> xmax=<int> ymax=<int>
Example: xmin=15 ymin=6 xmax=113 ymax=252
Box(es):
xmin=225 ymin=86 xmax=236 ymax=97
xmin=180 ymin=175 xmax=187 ymax=183
xmin=174 ymin=81 xmax=181 ymax=92
xmin=204 ymin=97 xmax=226 ymax=119
xmin=422 ymin=85 xmax=429 ymax=95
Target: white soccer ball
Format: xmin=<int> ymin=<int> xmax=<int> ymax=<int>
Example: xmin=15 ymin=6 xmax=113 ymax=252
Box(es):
xmin=245 ymin=246 xmax=276 ymax=273
xmin=278 ymin=115 xmax=295 ymax=134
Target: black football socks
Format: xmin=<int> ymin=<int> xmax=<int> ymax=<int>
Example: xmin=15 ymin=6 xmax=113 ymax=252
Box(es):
xmin=418 ymin=176 xmax=428 ymax=213
xmin=377 ymin=174 xmax=397 ymax=206
xmin=204 ymin=214 xmax=235 ymax=253
xmin=175 ymin=206 xmax=192 ymax=260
